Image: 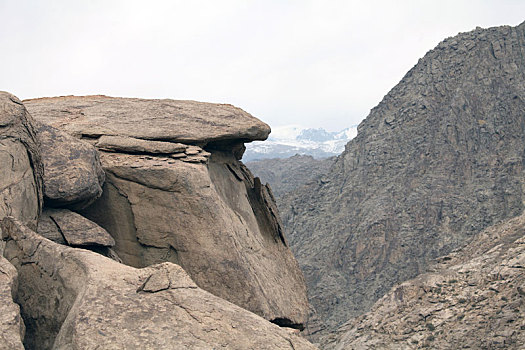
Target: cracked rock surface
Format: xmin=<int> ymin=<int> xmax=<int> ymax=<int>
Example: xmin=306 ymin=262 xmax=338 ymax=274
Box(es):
xmin=0 ymin=256 xmax=25 ymax=350
xmin=37 ymin=208 xmax=115 ymax=247
xmin=79 ymin=149 xmax=309 ymax=326
xmin=0 ymin=92 xmax=43 ymax=230
xmin=1 ymin=217 xmax=317 ymax=350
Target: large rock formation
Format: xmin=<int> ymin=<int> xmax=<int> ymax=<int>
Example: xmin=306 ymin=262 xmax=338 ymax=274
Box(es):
xmin=0 ymin=92 xmax=43 ymax=230
xmin=326 ymin=213 xmax=525 ymax=349
xmin=1 ymin=216 xmax=317 ymax=350
xmin=25 ymin=96 xmax=310 ymax=328
xmin=280 ymin=21 xmax=525 ymax=335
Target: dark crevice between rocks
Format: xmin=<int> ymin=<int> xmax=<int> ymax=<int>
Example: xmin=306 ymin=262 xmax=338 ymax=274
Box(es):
xmin=1 ymin=241 xmax=73 ymax=350
xmin=79 ymin=134 xmax=102 ymax=140
xmin=205 ymin=140 xmax=247 ymax=160
xmin=97 ymin=149 xmax=185 ymax=157
xmin=48 ymin=216 xmax=68 ymax=245
xmin=245 ymin=175 xmax=287 ymax=246
xmin=270 ymin=317 xmax=305 ymax=331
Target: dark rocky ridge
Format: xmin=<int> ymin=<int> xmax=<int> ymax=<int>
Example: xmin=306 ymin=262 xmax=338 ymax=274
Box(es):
xmin=280 ymin=21 xmax=525 ymax=336
xmin=246 ymin=155 xmax=335 ymax=200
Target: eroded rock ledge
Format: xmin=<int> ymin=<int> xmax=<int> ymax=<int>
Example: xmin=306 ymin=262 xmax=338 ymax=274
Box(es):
xmin=24 ymin=95 xmax=271 ymax=145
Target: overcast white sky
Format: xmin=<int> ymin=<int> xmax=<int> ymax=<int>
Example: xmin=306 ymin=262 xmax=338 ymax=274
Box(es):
xmin=1 ymin=1 xmax=524 ymax=131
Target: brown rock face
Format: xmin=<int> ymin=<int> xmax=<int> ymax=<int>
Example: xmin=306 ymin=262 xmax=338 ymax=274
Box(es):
xmin=35 ymin=122 xmax=105 ymax=209
xmin=0 ymin=256 xmax=25 ymax=350
xmin=1 ymin=217 xmax=317 ymax=350
xmin=327 ymin=213 xmax=525 ymax=349
xmin=24 ymin=95 xmax=271 ymax=144
xmin=280 ymin=22 xmax=525 ymax=335
xmin=0 ymin=92 xmax=43 ymax=230
xmin=27 ymin=96 xmax=309 ymax=328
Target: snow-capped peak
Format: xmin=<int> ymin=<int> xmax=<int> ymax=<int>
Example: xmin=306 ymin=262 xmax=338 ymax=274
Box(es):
xmin=243 ymin=125 xmax=357 ymax=161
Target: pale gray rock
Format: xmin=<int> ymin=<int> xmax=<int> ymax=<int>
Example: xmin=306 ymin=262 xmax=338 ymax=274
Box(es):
xmin=1 ymin=217 xmax=317 ymax=350
xmin=0 ymin=256 xmax=25 ymax=350
xmin=0 ymin=92 xmax=43 ymax=230
xmin=96 ymin=135 xmax=187 ymax=154
xmin=326 ymin=213 xmax=525 ymax=349
xmin=280 ymin=21 xmax=525 ymax=336
xmin=24 ymin=95 xmax=271 ymax=144
xmin=35 ymin=122 xmax=104 ymax=209
xmin=80 ymin=150 xmax=309 ymax=327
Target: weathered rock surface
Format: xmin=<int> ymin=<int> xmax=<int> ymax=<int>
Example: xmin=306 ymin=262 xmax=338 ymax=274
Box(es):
xmin=0 ymin=256 xmax=25 ymax=350
xmin=280 ymin=21 xmax=525 ymax=335
xmin=1 ymin=217 xmax=317 ymax=350
xmin=246 ymin=154 xmax=335 ymax=199
xmin=96 ymin=135 xmax=188 ymax=154
xmin=38 ymin=208 xmax=114 ymax=247
xmin=326 ymin=213 xmax=525 ymax=349
xmin=27 ymin=95 xmax=309 ymax=328
xmin=24 ymin=95 xmax=271 ymax=144
xmin=0 ymin=92 xmax=43 ymax=230
xmin=81 ymin=150 xmax=309 ymax=326
xmin=35 ymin=122 xmax=104 ymax=208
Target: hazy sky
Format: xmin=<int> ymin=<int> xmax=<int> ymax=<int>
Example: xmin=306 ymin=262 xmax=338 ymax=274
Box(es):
xmin=1 ymin=1 xmax=524 ymax=131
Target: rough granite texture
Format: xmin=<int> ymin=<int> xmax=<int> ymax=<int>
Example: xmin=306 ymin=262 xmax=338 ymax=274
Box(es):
xmin=280 ymin=22 xmax=525 ymax=336
xmin=24 ymin=95 xmax=271 ymax=145
xmin=80 ymin=150 xmax=309 ymax=327
xmin=27 ymin=96 xmax=310 ymax=328
xmin=35 ymin=121 xmax=105 ymax=209
xmin=326 ymin=213 xmax=525 ymax=349
xmin=0 ymin=256 xmax=25 ymax=350
xmin=1 ymin=217 xmax=317 ymax=350
xmin=0 ymin=92 xmax=43 ymax=230
xmin=38 ymin=208 xmax=115 ymax=247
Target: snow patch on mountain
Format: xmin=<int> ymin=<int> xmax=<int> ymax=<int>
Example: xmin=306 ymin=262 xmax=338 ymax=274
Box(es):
xmin=243 ymin=125 xmax=357 ymax=161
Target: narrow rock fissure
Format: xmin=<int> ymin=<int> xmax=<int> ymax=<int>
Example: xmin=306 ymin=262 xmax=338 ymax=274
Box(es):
xmin=270 ymin=317 xmax=305 ymax=331
xmin=48 ymin=216 xmax=68 ymax=245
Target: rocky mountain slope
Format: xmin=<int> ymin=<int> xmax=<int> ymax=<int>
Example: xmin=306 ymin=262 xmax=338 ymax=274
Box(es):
xmin=0 ymin=92 xmax=316 ymax=349
xmin=280 ymin=21 xmax=525 ymax=338
xmin=246 ymin=155 xmax=335 ymax=199
xmin=325 ymin=212 xmax=525 ymax=349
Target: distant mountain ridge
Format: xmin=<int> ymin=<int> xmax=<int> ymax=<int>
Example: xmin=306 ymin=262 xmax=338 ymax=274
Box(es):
xmin=243 ymin=125 xmax=357 ymax=161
